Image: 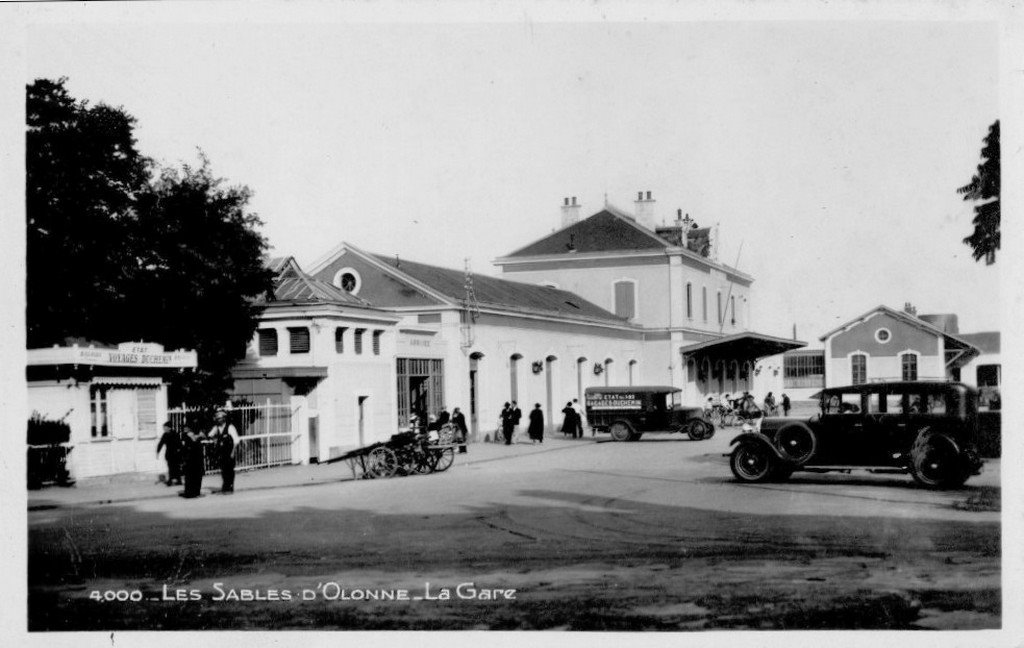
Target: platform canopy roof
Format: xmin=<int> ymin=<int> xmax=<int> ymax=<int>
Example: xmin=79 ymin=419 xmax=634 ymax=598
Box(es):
xmin=679 ymin=332 xmax=806 ymax=361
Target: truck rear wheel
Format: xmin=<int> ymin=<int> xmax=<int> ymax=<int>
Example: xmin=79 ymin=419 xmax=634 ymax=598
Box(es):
xmin=609 ymin=422 xmax=633 ymax=442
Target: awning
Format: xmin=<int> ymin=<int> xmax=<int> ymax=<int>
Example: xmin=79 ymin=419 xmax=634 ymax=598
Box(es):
xmin=680 ymin=332 xmax=806 ymax=361
xmin=232 ymin=366 xmax=329 ymax=380
xmin=91 ymin=376 xmax=163 ymax=387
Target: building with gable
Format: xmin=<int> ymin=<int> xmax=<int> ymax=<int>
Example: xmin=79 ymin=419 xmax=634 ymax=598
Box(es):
xmin=230 ymin=257 xmax=401 ymax=461
xmin=492 ymin=193 xmax=805 ymax=405
xmin=305 ymin=243 xmax=646 ymax=441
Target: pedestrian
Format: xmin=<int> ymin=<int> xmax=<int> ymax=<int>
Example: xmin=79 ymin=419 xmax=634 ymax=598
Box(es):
xmin=437 ymin=405 xmax=451 ymax=428
xmin=156 ymin=421 xmax=183 ymax=486
xmin=451 ymin=406 xmax=469 ymax=453
xmin=571 ymin=398 xmax=586 ymax=438
xmin=561 ymin=401 xmax=577 ymax=438
xmin=180 ymin=425 xmax=207 ymax=498
xmin=781 ymin=393 xmax=791 ymax=417
xmin=209 ymin=409 xmax=240 ymax=494
xmin=500 ymin=402 xmax=514 ymax=445
xmin=527 ymin=403 xmax=544 ymax=443
xmin=511 ymin=401 xmax=522 ymax=442
xmin=763 ymin=391 xmax=776 ymax=415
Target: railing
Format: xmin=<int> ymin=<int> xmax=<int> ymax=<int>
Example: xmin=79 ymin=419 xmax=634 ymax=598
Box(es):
xmin=168 ymin=402 xmax=300 ymax=473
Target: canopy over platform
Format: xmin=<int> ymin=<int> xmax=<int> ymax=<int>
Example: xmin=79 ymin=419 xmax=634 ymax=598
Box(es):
xmin=679 ymin=332 xmax=806 ymax=361
xmin=584 ymin=385 xmax=681 ymax=394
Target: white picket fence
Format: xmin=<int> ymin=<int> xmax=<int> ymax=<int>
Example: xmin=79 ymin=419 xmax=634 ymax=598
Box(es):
xmin=167 ymin=402 xmax=301 ymax=473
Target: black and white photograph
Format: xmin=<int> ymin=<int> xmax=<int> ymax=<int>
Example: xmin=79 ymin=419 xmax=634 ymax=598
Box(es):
xmin=2 ymin=0 xmax=1021 ymax=644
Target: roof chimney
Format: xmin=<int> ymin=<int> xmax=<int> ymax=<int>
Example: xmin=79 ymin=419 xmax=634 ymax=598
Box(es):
xmin=634 ymin=190 xmax=656 ymax=230
xmin=560 ymin=196 xmax=581 ymax=228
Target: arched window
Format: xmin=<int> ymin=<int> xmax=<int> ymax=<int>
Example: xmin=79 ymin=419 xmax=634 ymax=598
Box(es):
xmin=628 ymin=359 xmax=638 ymax=386
xmin=509 ymin=353 xmax=523 ymax=402
xmin=603 ymin=358 xmax=614 ymax=386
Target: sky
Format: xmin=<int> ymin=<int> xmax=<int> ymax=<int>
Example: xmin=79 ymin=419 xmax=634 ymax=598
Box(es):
xmin=20 ymin=9 xmax=1003 ymax=344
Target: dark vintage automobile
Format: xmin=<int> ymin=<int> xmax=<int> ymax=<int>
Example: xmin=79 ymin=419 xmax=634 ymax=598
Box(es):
xmin=585 ymin=386 xmax=714 ymax=442
xmin=728 ymin=381 xmax=985 ymax=488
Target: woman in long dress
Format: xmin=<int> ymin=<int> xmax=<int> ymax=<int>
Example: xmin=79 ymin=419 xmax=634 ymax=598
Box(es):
xmin=561 ymin=402 xmax=577 ymax=438
xmin=527 ymin=403 xmax=545 ymax=443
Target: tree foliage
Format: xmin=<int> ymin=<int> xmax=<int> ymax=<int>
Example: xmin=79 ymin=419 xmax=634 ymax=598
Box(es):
xmin=26 ymin=78 xmax=276 ymax=405
xmin=958 ymin=120 xmax=1000 ymax=264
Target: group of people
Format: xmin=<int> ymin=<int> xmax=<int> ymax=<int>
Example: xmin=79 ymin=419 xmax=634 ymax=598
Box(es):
xmin=156 ymin=408 xmax=239 ymax=499
xmin=409 ymin=405 xmax=469 ymax=453
xmin=494 ymin=398 xmax=589 ymax=445
xmin=706 ymin=391 xmax=792 ymax=418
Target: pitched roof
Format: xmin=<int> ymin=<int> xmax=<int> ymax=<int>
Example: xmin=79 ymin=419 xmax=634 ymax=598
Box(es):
xmin=506 ymin=207 xmax=670 ymax=257
xmin=266 ymin=257 xmax=373 ymax=307
xmin=958 ymin=331 xmax=1000 ymax=354
xmin=819 ymin=305 xmax=979 ymax=352
xmin=367 ymin=252 xmax=635 ymax=328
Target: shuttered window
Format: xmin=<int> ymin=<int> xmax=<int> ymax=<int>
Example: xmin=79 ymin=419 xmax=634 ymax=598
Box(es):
xmin=686 ymin=283 xmax=692 ymax=319
xmin=613 ymin=280 xmax=636 ymax=319
xmin=335 ymin=327 xmax=347 ymax=353
xmin=355 ymin=328 xmax=365 ymax=355
xmin=372 ymin=330 xmax=383 ymax=356
xmin=289 ymin=327 xmax=310 ymax=354
xmin=258 ymin=329 xmax=278 ymax=356
xmin=137 ymin=389 xmax=158 ymax=439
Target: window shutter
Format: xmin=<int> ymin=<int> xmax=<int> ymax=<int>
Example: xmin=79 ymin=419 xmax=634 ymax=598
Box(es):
xmin=613 ymin=281 xmax=635 ymax=319
xmin=258 ymin=329 xmax=278 ymax=356
xmin=289 ymin=327 xmax=310 ymax=354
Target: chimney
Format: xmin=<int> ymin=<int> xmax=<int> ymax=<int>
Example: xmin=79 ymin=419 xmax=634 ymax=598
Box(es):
xmin=903 ymin=302 xmax=917 ymax=316
xmin=560 ymin=196 xmax=581 ymax=229
xmin=634 ymin=190 xmax=656 ymax=230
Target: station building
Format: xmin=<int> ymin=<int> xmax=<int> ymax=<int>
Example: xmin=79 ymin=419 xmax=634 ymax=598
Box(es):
xmin=492 ymin=193 xmax=805 ymax=405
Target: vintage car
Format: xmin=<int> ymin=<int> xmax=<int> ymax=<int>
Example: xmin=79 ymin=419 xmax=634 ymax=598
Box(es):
xmin=728 ymin=381 xmax=985 ymax=488
xmin=585 ymin=386 xmax=714 ymax=441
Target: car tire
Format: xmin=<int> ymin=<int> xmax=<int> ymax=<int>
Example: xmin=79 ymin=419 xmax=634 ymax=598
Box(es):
xmin=730 ymin=443 xmax=775 ymax=483
xmin=911 ymin=442 xmax=969 ymax=489
xmin=775 ymin=425 xmax=817 ymax=465
xmin=609 ymin=421 xmax=633 ymax=442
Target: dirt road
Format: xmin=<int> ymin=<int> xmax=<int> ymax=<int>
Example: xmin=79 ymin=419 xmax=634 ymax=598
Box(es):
xmin=28 ymin=433 xmax=1000 ymax=630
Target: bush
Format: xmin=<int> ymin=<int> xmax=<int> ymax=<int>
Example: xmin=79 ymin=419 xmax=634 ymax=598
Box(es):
xmin=27 ymin=412 xmax=71 ymax=445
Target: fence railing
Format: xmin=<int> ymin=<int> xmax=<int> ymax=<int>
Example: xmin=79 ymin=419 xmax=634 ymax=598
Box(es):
xmin=168 ymin=402 xmax=300 ymax=473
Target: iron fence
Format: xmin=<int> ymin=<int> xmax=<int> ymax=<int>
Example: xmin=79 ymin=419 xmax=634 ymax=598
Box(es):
xmin=168 ymin=402 xmax=300 ymax=473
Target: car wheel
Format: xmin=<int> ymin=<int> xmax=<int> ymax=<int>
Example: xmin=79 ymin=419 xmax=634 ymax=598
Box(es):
xmin=609 ymin=422 xmax=633 ymax=442
xmin=730 ymin=443 xmax=774 ymax=483
xmin=700 ymin=420 xmax=715 ymax=439
xmin=911 ymin=442 xmax=969 ymax=489
xmin=775 ymin=425 xmax=817 ymax=465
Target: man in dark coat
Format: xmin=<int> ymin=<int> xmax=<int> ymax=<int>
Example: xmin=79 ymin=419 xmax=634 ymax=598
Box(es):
xmin=527 ymin=403 xmax=545 ymax=443
xmin=157 ymin=422 xmax=183 ymax=486
xmin=781 ymin=393 xmax=792 ymax=416
xmin=500 ymin=402 xmax=514 ymax=445
xmin=180 ymin=426 xmax=207 ymax=498
xmin=451 ymin=407 xmax=468 ymax=453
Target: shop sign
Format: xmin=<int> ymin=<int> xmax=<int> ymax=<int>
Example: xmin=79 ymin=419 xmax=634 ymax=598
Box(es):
xmin=586 ymin=392 xmax=642 ymax=410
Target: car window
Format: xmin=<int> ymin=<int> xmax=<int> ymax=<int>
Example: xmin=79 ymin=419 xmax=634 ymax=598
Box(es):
xmin=927 ymin=393 xmax=947 ymax=414
xmin=823 ymin=394 xmax=842 ymax=414
xmin=866 ymin=393 xmax=882 ymax=414
xmin=840 ymin=393 xmax=861 ymax=414
xmin=885 ymin=394 xmax=903 ymax=414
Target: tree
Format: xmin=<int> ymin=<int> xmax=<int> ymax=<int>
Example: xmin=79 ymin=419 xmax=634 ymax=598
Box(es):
xmin=26 ymin=78 xmax=275 ymax=405
xmin=958 ymin=120 xmax=1000 ymax=264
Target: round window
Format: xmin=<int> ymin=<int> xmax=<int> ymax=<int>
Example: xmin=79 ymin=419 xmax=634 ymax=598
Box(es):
xmin=875 ymin=328 xmax=891 ymax=343
xmin=333 ymin=267 xmax=362 ymax=295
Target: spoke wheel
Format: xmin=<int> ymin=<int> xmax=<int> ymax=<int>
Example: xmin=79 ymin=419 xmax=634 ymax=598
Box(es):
xmin=730 ymin=443 xmax=774 ymax=483
xmin=609 ymin=422 xmax=633 ymax=442
xmin=365 ymin=447 xmax=397 ymax=479
xmin=911 ymin=442 xmax=968 ymax=489
xmin=432 ymin=447 xmax=455 ymax=473
xmin=776 ymin=426 xmax=817 ymax=465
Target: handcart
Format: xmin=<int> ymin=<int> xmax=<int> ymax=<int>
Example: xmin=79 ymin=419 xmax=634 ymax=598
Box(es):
xmin=324 ymin=424 xmax=459 ymax=480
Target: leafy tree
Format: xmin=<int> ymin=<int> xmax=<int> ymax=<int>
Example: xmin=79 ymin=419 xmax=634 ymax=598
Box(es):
xmin=26 ymin=78 xmax=275 ymax=405
xmin=958 ymin=120 xmax=1000 ymax=264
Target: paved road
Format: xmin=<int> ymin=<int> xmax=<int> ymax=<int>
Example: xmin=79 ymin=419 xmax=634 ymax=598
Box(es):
xmin=28 ymin=431 xmax=1000 ymax=630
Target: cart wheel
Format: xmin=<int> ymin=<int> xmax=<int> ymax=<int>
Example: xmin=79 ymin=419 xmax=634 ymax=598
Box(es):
xmin=432 ymin=447 xmax=455 ymax=473
xmin=609 ymin=421 xmax=633 ymax=442
xmin=366 ymin=447 xmax=397 ymax=479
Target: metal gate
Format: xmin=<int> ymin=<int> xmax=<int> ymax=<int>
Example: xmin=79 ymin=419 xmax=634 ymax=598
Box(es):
xmin=167 ymin=402 xmax=300 ymax=473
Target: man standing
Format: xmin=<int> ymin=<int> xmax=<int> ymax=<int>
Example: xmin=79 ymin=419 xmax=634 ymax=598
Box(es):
xmin=156 ymin=421 xmax=183 ymax=486
xmin=209 ymin=409 xmax=240 ymax=494
xmin=451 ymin=407 xmax=468 ymax=453
xmin=500 ymin=402 xmax=514 ymax=445
xmin=781 ymin=393 xmax=792 ymax=417
xmin=571 ymin=398 xmax=586 ymax=438
xmin=180 ymin=425 xmax=207 ymax=499
xmin=511 ymin=401 xmax=522 ymax=443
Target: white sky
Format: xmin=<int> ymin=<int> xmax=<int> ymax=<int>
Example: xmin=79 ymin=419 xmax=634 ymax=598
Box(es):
xmin=20 ymin=9 xmax=1003 ymax=343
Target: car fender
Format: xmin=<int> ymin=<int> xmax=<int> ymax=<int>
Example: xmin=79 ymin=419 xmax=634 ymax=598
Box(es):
xmin=729 ymin=433 xmax=788 ymax=461
xmin=912 ymin=427 xmax=961 ymax=457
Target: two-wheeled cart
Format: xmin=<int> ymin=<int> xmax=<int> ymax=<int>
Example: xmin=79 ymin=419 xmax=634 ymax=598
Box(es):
xmin=324 ymin=424 xmax=458 ymax=480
